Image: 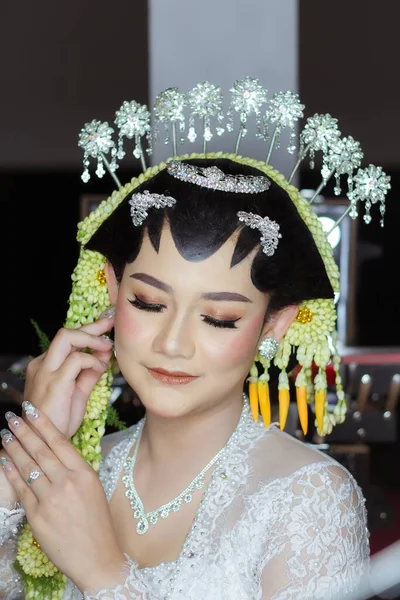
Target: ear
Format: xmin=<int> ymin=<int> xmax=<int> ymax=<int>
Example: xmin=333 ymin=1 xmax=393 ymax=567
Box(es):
xmin=104 ymin=261 xmax=119 ymax=306
xmin=260 ymin=305 xmax=299 ymax=344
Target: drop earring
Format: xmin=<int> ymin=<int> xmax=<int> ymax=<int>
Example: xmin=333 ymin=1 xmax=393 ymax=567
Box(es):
xmin=258 ymin=337 xmax=279 ymax=361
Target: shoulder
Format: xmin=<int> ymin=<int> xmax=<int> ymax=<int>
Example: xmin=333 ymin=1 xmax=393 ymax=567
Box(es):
xmin=254 ymin=426 xmax=367 ymax=522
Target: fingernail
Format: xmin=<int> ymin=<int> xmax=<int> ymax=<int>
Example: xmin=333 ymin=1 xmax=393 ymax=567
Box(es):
xmin=5 ymin=412 xmax=21 ymax=427
xmin=0 ymin=457 xmax=13 ymax=472
xmin=99 ymin=306 xmax=115 ymax=319
xmin=1 ymin=429 xmax=14 ymax=444
xmin=100 ymin=335 xmax=114 ymax=349
xmin=22 ymin=401 xmax=40 ymax=420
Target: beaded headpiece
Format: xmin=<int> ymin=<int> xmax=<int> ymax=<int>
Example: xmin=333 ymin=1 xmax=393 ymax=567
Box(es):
xmin=166 ymin=160 xmax=271 ymax=194
xmin=17 ymin=78 xmax=391 ymax=599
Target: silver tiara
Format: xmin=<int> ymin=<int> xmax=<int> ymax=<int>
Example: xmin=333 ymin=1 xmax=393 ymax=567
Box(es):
xmin=78 ymin=77 xmax=391 ymax=228
xmin=166 ymin=160 xmax=270 ymax=194
xmin=237 ymin=211 xmax=282 ymax=256
xmin=129 ymin=191 xmax=176 ymax=226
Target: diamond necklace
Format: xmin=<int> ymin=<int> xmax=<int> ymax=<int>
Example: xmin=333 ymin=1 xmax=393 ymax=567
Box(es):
xmin=122 ymin=402 xmax=248 ymax=535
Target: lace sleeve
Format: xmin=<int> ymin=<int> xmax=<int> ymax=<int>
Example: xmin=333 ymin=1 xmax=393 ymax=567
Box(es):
xmin=260 ymin=463 xmax=370 ymax=600
xmin=82 ymin=554 xmax=148 ymax=600
xmin=0 ymin=502 xmax=25 ymax=599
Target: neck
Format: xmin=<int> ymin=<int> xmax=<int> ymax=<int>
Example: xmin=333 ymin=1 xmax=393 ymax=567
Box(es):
xmin=139 ymin=391 xmax=244 ymax=469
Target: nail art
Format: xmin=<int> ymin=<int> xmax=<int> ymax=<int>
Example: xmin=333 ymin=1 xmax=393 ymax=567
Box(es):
xmin=1 ymin=429 xmax=14 ymax=444
xmin=99 ymin=306 xmax=115 ymax=319
xmin=22 ymin=401 xmax=40 ymax=420
xmin=5 ymin=412 xmax=21 ymax=427
xmin=0 ymin=456 xmax=13 ymax=471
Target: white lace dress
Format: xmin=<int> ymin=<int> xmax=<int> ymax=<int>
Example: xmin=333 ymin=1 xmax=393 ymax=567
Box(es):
xmin=0 ymin=405 xmax=370 ymax=599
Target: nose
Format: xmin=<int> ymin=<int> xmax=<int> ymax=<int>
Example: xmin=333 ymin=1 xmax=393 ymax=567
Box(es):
xmin=152 ymin=311 xmax=195 ymax=360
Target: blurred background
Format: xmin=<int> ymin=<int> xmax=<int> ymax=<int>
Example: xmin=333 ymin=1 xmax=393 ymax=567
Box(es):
xmin=1 ymin=1 xmax=399 ymax=597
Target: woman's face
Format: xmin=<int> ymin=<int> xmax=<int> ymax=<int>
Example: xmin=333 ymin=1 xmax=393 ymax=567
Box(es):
xmin=108 ymin=225 xmax=281 ymax=420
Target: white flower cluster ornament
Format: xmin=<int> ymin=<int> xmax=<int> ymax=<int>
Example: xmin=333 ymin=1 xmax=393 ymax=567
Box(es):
xmin=78 ymin=120 xmax=121 ymax=188
xmin=263 ymin=91 xmax=305 ymax=162
xmin=153 ymin=87 xmax=186 ymax=155
xmin=323 ymin=136 xmax=364 ymax=195
xmin=289 ymin=113 xmax=341 ymax=180
xmin=114 ymin=100 xmax=152 ymax=172
xmin=349 ymin=164 xmax=391 ymax=226
xmin=186 ymin=82 xmax=224 ymax=151
xmin=227 ymin=77 xmax=268 ymax=152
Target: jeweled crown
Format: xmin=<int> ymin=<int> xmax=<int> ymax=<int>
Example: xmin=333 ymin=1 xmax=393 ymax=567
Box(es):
xmin=78 ymin=77 xmax=390 ymax=228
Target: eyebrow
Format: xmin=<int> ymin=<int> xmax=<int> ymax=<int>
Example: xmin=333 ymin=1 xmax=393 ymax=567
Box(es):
xmin=129 ymin=273 xmax=252 ymax=303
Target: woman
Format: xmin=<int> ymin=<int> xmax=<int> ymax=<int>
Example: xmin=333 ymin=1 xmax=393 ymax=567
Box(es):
xmin=0 ymin=83 xmax=378 ymax=599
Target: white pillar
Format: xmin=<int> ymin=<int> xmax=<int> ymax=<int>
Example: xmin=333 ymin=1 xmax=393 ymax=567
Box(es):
xmin=149 ymin=0 xmax=298 ymax=176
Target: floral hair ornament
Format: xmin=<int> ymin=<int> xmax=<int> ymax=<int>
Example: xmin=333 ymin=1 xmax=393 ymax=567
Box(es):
xmin=166 ymin=160 xmax=270 ymax=194
xmin=17 ymin=77 xmax=391 ymax=600
xmin=129 ymin=190 xmax=176 ymax=226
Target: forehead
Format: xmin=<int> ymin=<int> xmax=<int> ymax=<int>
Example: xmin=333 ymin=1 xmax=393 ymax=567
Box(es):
xmin=124 ymin=224 xmax=260 ymax=295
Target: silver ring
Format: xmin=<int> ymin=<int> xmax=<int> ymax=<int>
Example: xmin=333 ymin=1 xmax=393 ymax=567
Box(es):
xmin=27 ymin=469 xmax=42 ymax=485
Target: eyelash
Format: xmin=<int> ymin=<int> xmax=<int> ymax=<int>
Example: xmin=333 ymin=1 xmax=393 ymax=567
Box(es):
xmin=128 ymin=296 xmax=240 ymax=329
xmin=129 ymin=296 xmax=164 ymax=313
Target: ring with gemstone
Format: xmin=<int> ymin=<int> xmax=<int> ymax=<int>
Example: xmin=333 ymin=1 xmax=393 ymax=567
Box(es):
xmin=27 ymin=469 xmax=43 ymax=485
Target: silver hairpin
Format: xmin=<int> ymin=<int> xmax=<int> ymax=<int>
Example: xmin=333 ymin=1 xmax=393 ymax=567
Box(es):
xmin=114 ymin=100 xmax=152 ymax=172
xmin=263 ymin=91 xmax=305 ymax=163
xmin=227 ymin=77 xmax=268 ymax=154
xmin=78 ymin=120 xmax=122 ymax=189
xmin=128 ymin=191 xmax=176 ymax=226
xmin=186 ymin=82 xmax=224 ymax=152
xmin=166 ymin=161 xmax=270 ymax=194
xmin=327 ymin=164 xmax=391 ymax=233
xmin=237 ymin=211 xmax=282 ymax=256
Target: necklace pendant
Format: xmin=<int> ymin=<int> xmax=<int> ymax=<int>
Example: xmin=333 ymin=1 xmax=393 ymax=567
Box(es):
xmin=136 ymin=517 xmax=149 ymax=535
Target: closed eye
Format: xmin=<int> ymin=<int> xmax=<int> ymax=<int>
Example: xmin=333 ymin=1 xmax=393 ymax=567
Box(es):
xmin=129 ymin=296 xmax=240 ymax=328
xmin=201 ymin=315 xmax=241 ymax=329
xmin=128 ymin=296 xmax=165 ymax=312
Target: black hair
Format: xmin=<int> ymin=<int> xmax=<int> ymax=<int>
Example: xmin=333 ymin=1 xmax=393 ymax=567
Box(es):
xmin=86 ymin=158 xmax=334 ymax=315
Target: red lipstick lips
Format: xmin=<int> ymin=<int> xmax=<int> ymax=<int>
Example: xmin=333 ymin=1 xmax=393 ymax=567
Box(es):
xmin=147 ymin=367 xmax=198 ymax=385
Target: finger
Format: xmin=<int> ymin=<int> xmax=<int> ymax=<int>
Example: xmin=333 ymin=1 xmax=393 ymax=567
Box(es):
xmin=25 ymin=354 xmax=46 ymax=381
xmin=21 ymin=401 xmax=92 ymax=472
xmin=1 ymin=454 xmax=38 ymax=512
xmin=1 ymin=427 xmax=50 ymax=504
xmin=74 ymin=348 xmax=113 ymax=398
xmin=4 ymin=411 xmax=64 ymax=483
xmin=56 ymin=351 xmax=112 ymax=421
xmin=42 ymin=327 xmax=113 ymax=372
xmin=56 ymin=351 xmax=110 ymax=386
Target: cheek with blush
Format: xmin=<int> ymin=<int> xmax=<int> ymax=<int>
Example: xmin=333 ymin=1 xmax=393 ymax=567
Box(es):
xmin=204 ymin=314 xmax=264 ymax=369
xmin=114 ymin=297 xmax=146 ymax=346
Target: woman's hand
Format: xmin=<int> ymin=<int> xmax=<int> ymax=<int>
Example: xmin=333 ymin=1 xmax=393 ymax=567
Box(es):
xmin=24 ymin=309 xmax=115 ymax=439
xmin=1 ymin=402 xmax=127 ymax=593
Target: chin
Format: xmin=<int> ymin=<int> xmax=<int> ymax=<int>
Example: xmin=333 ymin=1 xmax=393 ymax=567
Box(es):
xmin=125 ymin=371 xmax=200 ymax=419
xmin=138 ymin=389 xmax=196 ymax=420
